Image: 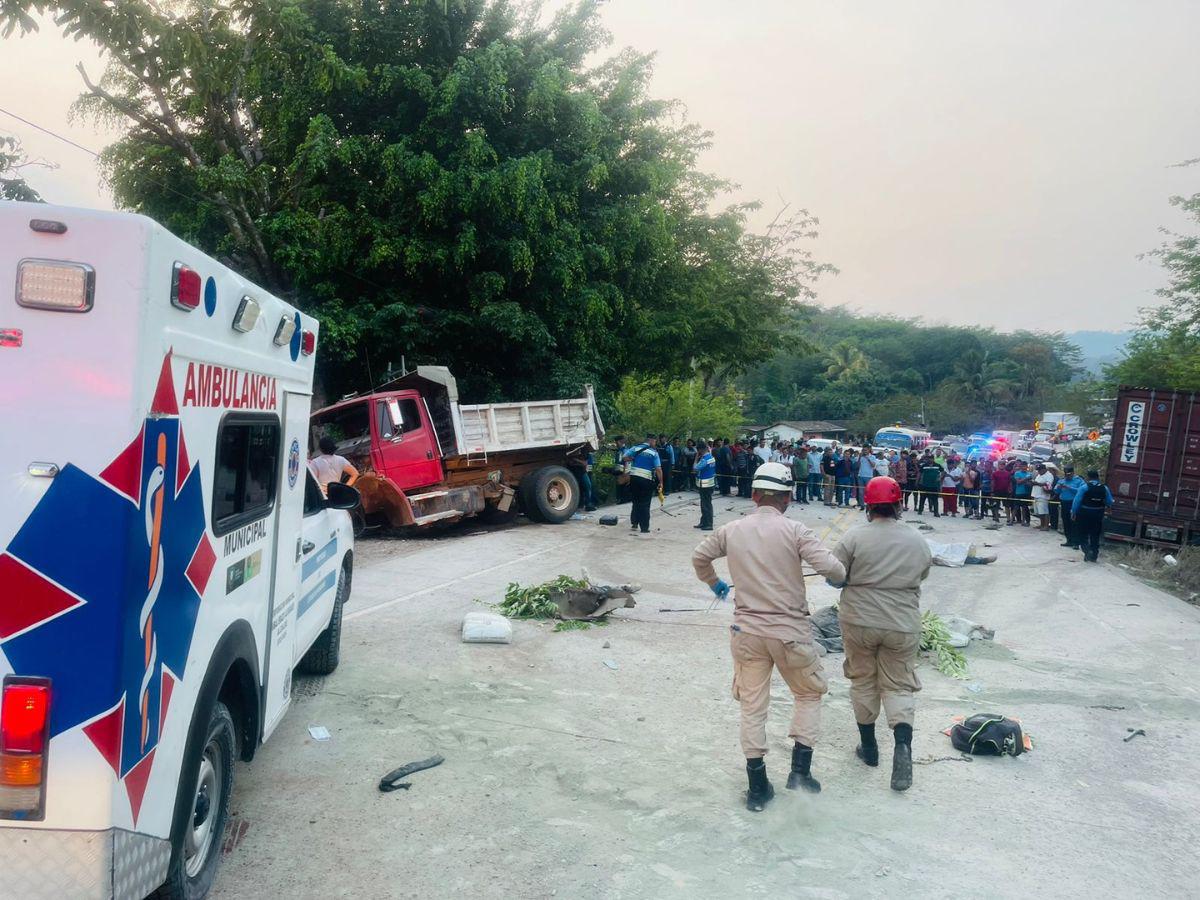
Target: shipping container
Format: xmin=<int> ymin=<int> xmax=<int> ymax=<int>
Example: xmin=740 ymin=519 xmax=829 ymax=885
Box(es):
xmin=1103 ymin=386 xmax=1200 ymax=548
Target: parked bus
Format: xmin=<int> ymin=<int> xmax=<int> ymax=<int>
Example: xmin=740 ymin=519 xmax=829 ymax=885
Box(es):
xmin=872 ymin=426 xmax=931 ymax=451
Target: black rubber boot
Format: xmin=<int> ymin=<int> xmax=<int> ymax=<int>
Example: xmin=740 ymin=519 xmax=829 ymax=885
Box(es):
xmin=785 ymin=743 xmax=822 ymax=793
xmin=855 ymin=722 xmax=879 ymax=767
xmin=745 ymin=758 xmax=774 ymax=812
xmin=891 ymin=724 xmax=913 ymax=792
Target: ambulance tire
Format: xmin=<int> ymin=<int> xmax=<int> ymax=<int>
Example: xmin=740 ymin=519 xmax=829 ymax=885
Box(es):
xmin=522 ymin=466 xmax=580 ymax=524
xmin=157 ymin=701 xmax=235 ymax=900
xmin=298 ymin=563 xmax=348 ymax=675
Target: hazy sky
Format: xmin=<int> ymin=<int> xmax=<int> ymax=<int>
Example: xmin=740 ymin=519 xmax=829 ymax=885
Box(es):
xmin=3 ymin=1 xmax=1199 ymax=331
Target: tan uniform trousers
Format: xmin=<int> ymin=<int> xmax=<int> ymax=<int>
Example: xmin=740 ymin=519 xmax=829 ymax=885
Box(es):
xmin=841 ymin=623 xmax=922 ymax=728
xmin=730 ymin=628 xmax=828 ymax=757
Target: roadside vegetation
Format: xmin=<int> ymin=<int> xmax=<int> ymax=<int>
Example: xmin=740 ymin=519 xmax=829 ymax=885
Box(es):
xmin=1111 ymin=545 xmax=1200 ymax=605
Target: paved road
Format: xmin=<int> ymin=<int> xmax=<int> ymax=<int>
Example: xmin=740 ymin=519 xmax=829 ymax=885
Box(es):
xmin=211 ymin=493 xmax=1200 ymax=899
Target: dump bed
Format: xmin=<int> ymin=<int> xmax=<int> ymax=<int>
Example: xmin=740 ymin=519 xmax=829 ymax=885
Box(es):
xmin=1104 ymin=386 xmax=1200 ymax=546
xmin=375 ymin=366 xmax=604 ymax=457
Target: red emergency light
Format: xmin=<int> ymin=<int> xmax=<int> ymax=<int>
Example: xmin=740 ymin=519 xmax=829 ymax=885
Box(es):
xmin=0 ymin=677 xmax=51 ymax=820
xmin=171 ymin=262 xmax=203 ymax=311
xmin=0 ymin=328 xmax=21 ymax=348
xmin=301 ymin=329 xmax=316 ymax=356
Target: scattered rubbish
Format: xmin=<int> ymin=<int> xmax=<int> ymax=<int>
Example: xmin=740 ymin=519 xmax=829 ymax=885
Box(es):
xmin=602 ymin=641 xmax=611 ymax=649
xmin=637 ymin=716 xmax=645 ymax=722
xmin=921 ymin=611 xmax=968 ymax=678
xmin=917 ymin=524 xmax=935 ymax=532
xmin=945 ymin=714 xmax=1032 ymax=755
xmin=1118 ymin=563 xmax=1131 ymax=569
xmin=490 ymin=575 xmax=637 ymax=630
xmin=983 ymin=523 xmax=1001 ymax=531
xmin=946 ymin=631 xmax=970 ymax=649
xmin=941 ymin=616 xmax=995 ymax=642
xmin=570 ymin=512 xmax=595 ymax=521
xmin=810 ymin=605 xmax=843 ymax=653
xmin=1124 ymin=728 xmax=1147 ymax=743
xmin=599 ymin=514 xmax=619 ymax=526
xmin=461 ymin=611 xmax=513 ymax=644
xmin=1164 ymin=554 xmax=1178 ymax=567
xmin=307 ymin=725 xmax=331 ymax=742
xmin=378 ymin=754 xmax=445 ymax=793
xmin=914 ymin=754 xmax=973 ymax=765
xmin=1126 ymin=603 xmax=1140 ymax=607
xmin=965 ymin=682 xmax=984 ymax=694
xmin=603 ymin=659 xmax=619 ymax=671
xmin=659 ymin=607 xmax=708 ymax=613
xmin=1088 ymin=705 xmax=1126 ymax=711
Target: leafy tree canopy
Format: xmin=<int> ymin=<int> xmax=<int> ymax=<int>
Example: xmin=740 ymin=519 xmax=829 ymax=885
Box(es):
xmin=0 ymin=136 xmax=44 ymax=201
xmin=611 ymin=375 xmax=743 ymax=442
xmin=2 ymin=0 xmax=830 ymax=402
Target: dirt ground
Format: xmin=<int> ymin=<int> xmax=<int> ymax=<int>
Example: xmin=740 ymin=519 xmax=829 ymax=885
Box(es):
xmin=211 ymin=491 xmax=1200 ymax=899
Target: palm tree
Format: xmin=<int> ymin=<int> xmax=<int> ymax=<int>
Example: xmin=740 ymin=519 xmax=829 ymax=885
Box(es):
xmin=824 ymin=342 xmax=869 ymax=381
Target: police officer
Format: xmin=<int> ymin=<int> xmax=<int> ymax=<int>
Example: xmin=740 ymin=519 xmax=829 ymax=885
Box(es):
xmin=623 ymin=433 xmax=662 ymax=534
xmin=692 ymin=462 xmax=846 ymax=812
xmin=658 ymin=434 xmax=674 ymax=497
xmin=693 ymin=440 xmax=716 ymax=531
xmin=832 ymin=476 xmax=931 ymax=792
xmin=1071 ymin=468 xmax=1114 ymax=562
xmin=612 ymin=435 xmax=630 ymax=504
xmin=1055 ymin=464 xmax=1086 ymax=549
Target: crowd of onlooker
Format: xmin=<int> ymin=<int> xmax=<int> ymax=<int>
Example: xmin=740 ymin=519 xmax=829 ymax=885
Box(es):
xmin=597 ymin=434 xmax=1111 ymax=558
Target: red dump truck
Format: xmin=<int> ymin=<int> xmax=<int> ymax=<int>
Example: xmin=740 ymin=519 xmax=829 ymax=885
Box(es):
xmin=1104 ymin=386 xmax=1200 ymax=548
xmin=310 ymin=367 xmax=604 ymax=531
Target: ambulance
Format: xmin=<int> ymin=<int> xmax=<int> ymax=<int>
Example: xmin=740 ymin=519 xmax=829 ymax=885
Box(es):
xmin=0 ymin=201 xmax=357 ymax=898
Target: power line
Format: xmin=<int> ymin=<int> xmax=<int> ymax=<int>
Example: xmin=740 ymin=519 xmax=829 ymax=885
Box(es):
xmin=0 ymin=106 xmax=100 ymax=157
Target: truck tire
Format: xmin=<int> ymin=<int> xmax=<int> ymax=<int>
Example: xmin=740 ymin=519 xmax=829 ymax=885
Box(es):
xmin=156 ymin=701 xmax=236 ymax=900
xmin=298 ymin=561 xmax=349 ymax=675
xmin=523 ymin=466 xmax=580 ymax=524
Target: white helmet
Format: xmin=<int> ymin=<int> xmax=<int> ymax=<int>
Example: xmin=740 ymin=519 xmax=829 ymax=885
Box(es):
xmin=751 ymin=461 xmax=794 ymax=492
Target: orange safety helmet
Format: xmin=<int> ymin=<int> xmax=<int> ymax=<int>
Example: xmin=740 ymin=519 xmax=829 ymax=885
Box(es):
xmin=864 ymin=475 xmax=902 ymax=505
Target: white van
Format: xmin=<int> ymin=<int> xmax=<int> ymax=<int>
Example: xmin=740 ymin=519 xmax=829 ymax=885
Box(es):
xmin=0 ymin=202 xmax=356 ymax=898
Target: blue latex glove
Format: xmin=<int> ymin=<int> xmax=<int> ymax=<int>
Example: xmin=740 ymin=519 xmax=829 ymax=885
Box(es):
xmin=711 ymin=579 xmax=731 ymax=600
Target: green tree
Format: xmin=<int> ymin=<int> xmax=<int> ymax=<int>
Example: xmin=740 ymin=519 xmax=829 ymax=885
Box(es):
xmin=0 ymin=136 xmax=44 ymax=201
xmin=3 ymin=0 xmax=830 ymax=402
xmin=611 ymin=375 xmax=743 ymax=441
xmin=823 ymin=341 xmax=869 ymax=381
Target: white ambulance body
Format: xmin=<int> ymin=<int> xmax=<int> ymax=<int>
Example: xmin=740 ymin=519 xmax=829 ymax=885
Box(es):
xmin=0 ymin=201 xmax=355 ymax=898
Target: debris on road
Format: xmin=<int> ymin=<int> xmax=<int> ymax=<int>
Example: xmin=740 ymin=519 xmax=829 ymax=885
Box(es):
xmin=927 ymin=541 xmax=997 ymax=567
xmin=1124 ymin=728 xmax=1147 ymax=742
xmin=491 ymin=575 xmax=637 ymax=631
xmin=941 ymin=616 xmax=996 ymax=642
xmin=599 ymin=514 xmax=619 ymax=526
xmin=307 ymin=725 xmax=331 ymax=742
xmin=378 ymin=754 xmax=446 ymax=793
xmin=462 ymin=611 xmax=514 ymax=644
xmin=946 ymin=714 xmax=1032 ymax=756
xmin=603 ymin=659 xmax=619 ymax=670
xmin=921 ymin=611 xmax=969 ymax=678
xmin=810 ymin=605 xmax=843 ymax=653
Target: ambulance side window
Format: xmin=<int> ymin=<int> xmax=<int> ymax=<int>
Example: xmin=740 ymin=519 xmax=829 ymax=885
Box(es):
xmin=213 ymin=413 xmax=281 ymax=535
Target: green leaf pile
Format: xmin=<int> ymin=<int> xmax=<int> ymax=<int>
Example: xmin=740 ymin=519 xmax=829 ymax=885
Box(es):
xmin=920 ymin=610 xmax=969 ymax=679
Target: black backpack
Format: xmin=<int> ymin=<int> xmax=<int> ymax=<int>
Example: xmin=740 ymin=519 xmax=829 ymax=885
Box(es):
xmin=950 ymin=714 xmax=1026 ymax=756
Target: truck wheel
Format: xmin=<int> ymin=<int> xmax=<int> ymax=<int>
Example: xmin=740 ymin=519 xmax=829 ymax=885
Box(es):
xmin=298 ymin=562 xmax=349 ymax=675
xmin=524 ymin=466 xmax=580 ymax=524
xmin=156 ymin=701 xmax=235 ymax=900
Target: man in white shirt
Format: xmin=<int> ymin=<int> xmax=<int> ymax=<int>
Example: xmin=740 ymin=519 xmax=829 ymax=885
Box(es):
xmin=872 ymin=451 xmax=889 ymax=477
xmin=1031 ymin=462 xmax=1055 ymax=530
xmin=754 ymin=440 xmax=772 ymax=466
xmin=308 ymin=436 xmax=360 ymax=496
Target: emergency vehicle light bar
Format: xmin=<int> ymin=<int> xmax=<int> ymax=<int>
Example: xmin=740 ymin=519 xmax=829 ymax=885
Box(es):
xmin=0 ymin=676 xmax=51 ymax=821
xmin=233 ymin=295 xmax=261 ymax=333
xmin=16 ymin=259 xmax=95 ymax=312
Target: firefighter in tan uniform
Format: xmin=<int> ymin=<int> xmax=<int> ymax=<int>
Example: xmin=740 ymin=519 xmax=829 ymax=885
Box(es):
xmin=832 ymin=475 xmax=932 ymax=792
xmin=692 ymin=462 xmax=846 ymax=812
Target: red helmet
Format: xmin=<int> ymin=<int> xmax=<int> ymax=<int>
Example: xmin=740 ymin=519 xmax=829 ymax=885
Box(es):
xmin=864 ymin=476 xmax=902 ymax=505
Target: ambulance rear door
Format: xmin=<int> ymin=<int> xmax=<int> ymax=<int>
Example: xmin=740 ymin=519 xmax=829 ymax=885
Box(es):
xmin=262 ymin=391 xmax=309 ymax=738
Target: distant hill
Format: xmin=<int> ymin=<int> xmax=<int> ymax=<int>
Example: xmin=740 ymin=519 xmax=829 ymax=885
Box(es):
xmin=1065 ymin=330 xmax=1133 ymax=374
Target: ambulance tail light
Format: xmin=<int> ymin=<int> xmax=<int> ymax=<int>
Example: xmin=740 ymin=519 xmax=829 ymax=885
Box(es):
xmin=0 ymin=677 xmax=51 ymax=820
xmin=171 ymin=262 xmax=202 ymax=311
xmin=301 ymin=329 xmax=316 ymax=356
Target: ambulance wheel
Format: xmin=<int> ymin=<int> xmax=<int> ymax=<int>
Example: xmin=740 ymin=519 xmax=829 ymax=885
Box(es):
xmin=525 ymin=465 xmax=580 ymax=524
xmin=157 ymin=701 xmax=235 ymax=900
xmin=298 ymin=563 xmax=348 ymax=675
